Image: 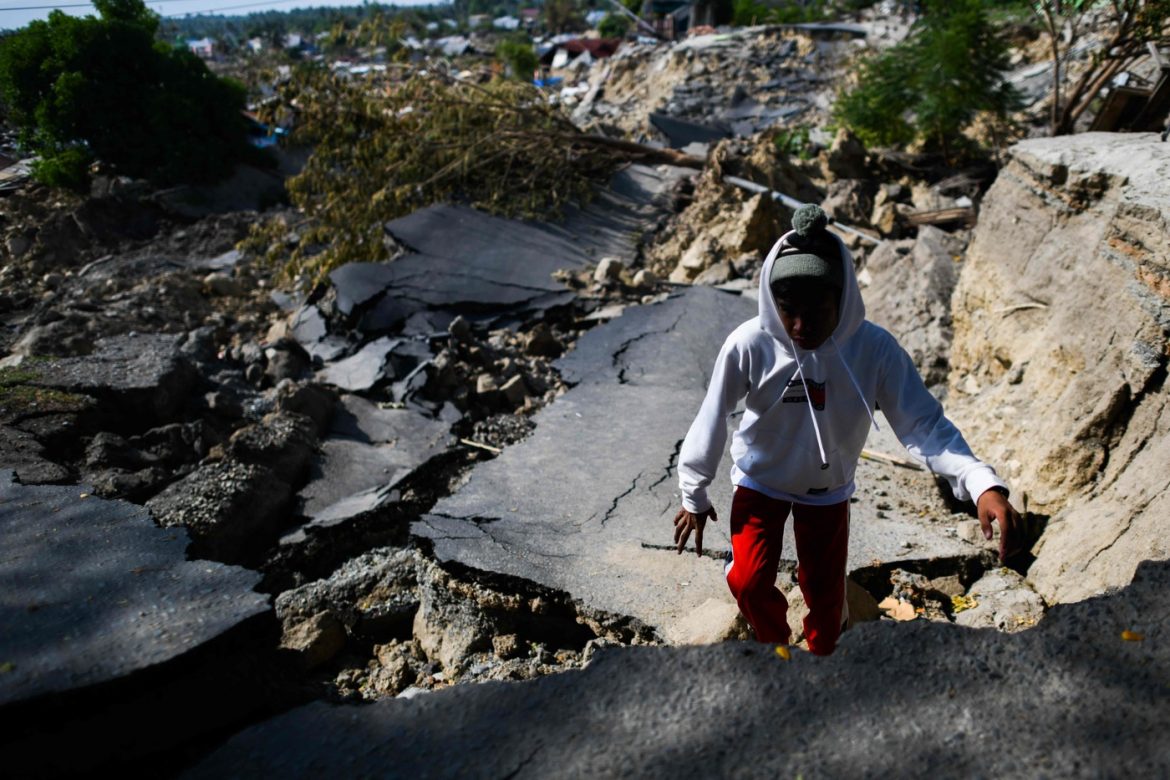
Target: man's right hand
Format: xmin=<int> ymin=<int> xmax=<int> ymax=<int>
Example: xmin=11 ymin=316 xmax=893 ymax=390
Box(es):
xmin=673 ymin=506 xmax=718 ymax=556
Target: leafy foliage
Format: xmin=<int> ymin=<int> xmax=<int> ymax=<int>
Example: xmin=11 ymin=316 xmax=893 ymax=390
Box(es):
xmin=598 ymin=13 xmax=632 ymax=38
xmin=833 ymin=0 xmax=1020 ymax=158
xmin=496 ymin=36 xmax=538 ymax=80
xmin=247 ymin=66 xmax=627 ymax=282
xmin=1032 ymin=0 xmax=1170 ymax=135
xmin=0 ymin=0 xmax=261 ymax=189
xmin=732 ymin=0 xmax=830 ymax=25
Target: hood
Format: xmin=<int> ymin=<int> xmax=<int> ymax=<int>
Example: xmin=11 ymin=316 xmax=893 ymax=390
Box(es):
xmin=757 ymin=227 xmax=865 ymax=355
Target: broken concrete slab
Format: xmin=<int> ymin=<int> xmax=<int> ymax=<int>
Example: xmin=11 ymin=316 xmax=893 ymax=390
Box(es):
xmin=296 ymin=394 xmax=454 ymax=523
xmin=188 ymin=559 xmax=1170 ymax=778
xmin=147 ymin=459 xmax=292 ymax=564
xmin=416 ymin=287 xmax=979 ymax=644
xmin=329 ymin=165 xmax=689 ymax=337
xmin=649 ymin=112 xmax=731 ymax=149
xmin=27 ymin=332 xmax=196 ymax=428
xmin=0 ymin=470 xmax=282 ymax=775
xmin=315 ymin=336 xmax=401 ymax=392
xmin=0 ymin=470 xmax=267 ymax=706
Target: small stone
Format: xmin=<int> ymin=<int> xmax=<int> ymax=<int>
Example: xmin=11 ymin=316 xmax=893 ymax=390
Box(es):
xmin=593 ymin=257 xmax=625 ymax=283
xmin=280 ymin=611 xmax=347 ymax=670
xmin=203 ymin=272 xmax=243 ymax=297
xmin=632 ymin=269 xmax=658 ymax=290
xmin=448 ymin=316 xmax=472 ymax=342
xmin=492 ymin=633 xmax=524 ymax=659
xmin=500 ymin=375 xmax=528 ymax=406
xmin=522 ymin=324 xmax=562 ymax=358
xmin=245 ymin=363 xmax=265 ymax=386
xmin=475 ymin=374 xmax=499 ymax=395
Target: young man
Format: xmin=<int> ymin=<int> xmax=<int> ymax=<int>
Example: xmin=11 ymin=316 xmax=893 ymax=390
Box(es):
xmin=673 ymin=204 xmax=1021 ymax=655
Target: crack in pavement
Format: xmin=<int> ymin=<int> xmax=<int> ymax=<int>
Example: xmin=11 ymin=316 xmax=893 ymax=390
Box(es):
xmin=583 ymin=470 xmax=647 ymax=528
xmin=613 ymin=311 xmax=685 ymax=385
xmin=649 ymin=438 xmax=684 ymax=491
xmin=498 ymin=745 xmax=542 ymax=780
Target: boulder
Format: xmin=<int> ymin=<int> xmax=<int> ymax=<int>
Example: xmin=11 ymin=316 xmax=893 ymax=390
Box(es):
xmin=954 ymin=568 xmax=1045 ymax=633
xmin=947 ymin=133 xmax=1170 ymax=604
xmin=864 ymin=226 xmax=959 ymax=387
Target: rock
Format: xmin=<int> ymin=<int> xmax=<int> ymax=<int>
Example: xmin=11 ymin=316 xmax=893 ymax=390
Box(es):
xmin=475 ymin=373 xmax=500 ymax=399
xmin=822 ymin=178 xmax=878 ymax=226
xmin=594 ymin=257 xmax=624 ymax=283
xmin=692 ymin=260 xmax=734 ymax=286
xmin=225 ymin=412 xmax=317 ymax=480
xmin=955 ymin=568 xmax=1045 ymax=633
xmin=679 ymin=236 xmax=716 ymax=273
xmin=275 ymin=547 xmax=422 ymax=642
xmin=280 ymin=611 xmax=347 ymax=670
xmin=631 ymin=269 xmax=659 ymax=290
xmin=264 ymin=340 xmax=312 ymax=383
xmin=724 ymin=193 xmax=782 ymax=257
xmin=370 ymin=642 xmax=420 ymax=695
xmin=521 ymin=324 xmax=562 ymax=358
xmin=864 ymin=226 xmax=959 ymax=387
xmin=274 ymin=381 xmax=337 ymax=436
xmin=492 ymin=633 xmax=524 ymax=659
xmin=500 ymin=375 xmax=528 ymax=407
xmin=448 ymin=315 xmax=472 ymax=342
xmin=412 ymin=570 xmax=493 ymax=671
xmin=820 ymin=127 xmax=868 ymax=182
xmin=203 ymin=272 xmax=243 ymax=297
xmin=947 ymin=134 xmax=1170 ymax=603
xmin=147 ymin=459 xmax=291 ymax=564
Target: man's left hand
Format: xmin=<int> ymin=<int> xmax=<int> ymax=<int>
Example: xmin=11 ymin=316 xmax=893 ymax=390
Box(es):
xmin=977 ymin=488 xmax=1023 ymax=562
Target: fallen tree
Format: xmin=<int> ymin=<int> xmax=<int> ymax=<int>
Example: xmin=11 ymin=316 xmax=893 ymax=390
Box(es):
xmin=247 ymin=65 xmax=701 ymax=283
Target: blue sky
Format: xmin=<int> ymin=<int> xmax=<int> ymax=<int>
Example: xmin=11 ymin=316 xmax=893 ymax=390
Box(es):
xmin=0 ymin=0 xmax=447 ymax=32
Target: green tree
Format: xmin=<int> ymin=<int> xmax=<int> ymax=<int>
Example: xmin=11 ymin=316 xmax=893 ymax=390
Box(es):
xmin=1033 ymin=0 xmax=1170 ymax=135
xmin=0 ymin=0 xmax=261 ymax=189
xmin=496 ymin=36 xmax=538 ymax=80
xmin=834 ymin=0 xmax=1019 ymax=159
xmin=598 ymin=12 xmax=631 ymax=37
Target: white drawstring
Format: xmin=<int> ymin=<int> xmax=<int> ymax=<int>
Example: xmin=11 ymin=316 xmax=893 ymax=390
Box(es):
xmin=831 ymin=335 xmax=880 ymax=432
xmin=787 ymin=337 xmax=830 ymax=469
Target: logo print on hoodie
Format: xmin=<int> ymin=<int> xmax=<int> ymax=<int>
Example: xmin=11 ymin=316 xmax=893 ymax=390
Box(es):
xmin=782 ymin=378 xmax=826 ymax=410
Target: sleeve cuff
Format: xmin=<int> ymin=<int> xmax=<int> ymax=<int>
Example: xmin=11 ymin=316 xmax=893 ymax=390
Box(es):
xmin=964 ymin=466 xmax=1008 ymax=504
xmin=681 ymin=489 xmax=710 ymax=514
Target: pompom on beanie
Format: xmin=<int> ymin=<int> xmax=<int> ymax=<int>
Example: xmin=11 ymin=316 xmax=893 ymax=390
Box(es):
xmin=768 ymin=204 xmax=843 ymax=289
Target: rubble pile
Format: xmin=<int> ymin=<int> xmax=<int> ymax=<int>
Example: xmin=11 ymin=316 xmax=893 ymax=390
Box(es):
xmin=575 ymin=26 xmax=849 ymax=144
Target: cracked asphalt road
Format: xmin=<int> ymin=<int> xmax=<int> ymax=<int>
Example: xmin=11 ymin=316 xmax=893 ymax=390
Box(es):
xmin=415 ymin=287 xmax=984 ymax=643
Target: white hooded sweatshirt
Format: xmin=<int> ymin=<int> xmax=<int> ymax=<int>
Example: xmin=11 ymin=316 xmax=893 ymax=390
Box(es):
xmin=678 ymin=229 xmax=1006 ymax=514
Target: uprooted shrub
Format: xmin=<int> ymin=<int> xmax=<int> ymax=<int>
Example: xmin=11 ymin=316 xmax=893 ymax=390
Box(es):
xmin=243 ymin=66 xmax=662 ymax=283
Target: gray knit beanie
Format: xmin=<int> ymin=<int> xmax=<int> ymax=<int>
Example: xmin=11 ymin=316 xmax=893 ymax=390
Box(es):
xmin=768 ymin=204 xmax=843 ymax=289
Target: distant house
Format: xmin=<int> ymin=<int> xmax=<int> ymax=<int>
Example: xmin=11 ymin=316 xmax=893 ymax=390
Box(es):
xmin=585 ymin=10 xmax=608 ymax=27
xmin=469 ymin=14 xmax=492 ymax=29
xmin=493 ymin=15 xmax=521 ymax=30
xmin=519 ymin=8 xmax=541 ymax=27
xmin=186 ymin=37 xmax=214 ymax=58
xmin=283 ymin=33 xmax=302 ymax=49
xmin=433 ymin=35 xmax=473 ymax=58
xmin=540 ymin=38 xmax=621 ymax=69
xmin=247 ymin=37 xmax=264 ymax=53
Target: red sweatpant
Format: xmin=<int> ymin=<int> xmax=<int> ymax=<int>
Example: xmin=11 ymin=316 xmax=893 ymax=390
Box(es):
xmin=725 ymin=486 xmax=849 ymax=655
